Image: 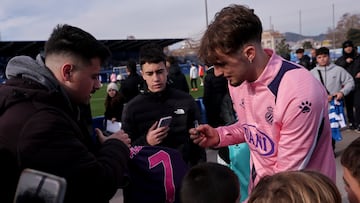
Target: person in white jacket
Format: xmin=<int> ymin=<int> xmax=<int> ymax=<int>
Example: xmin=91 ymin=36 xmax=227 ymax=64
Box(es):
xmin=189 ymin=63 xmax=198 ymax=91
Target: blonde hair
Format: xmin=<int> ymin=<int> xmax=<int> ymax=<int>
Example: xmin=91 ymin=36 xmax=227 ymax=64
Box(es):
xmin=248 ymin=170 xmax=341 ymax=203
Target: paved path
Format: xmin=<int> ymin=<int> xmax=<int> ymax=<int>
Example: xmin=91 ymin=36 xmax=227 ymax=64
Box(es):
xmin=110 ymin=129 xmax=360 ymax=203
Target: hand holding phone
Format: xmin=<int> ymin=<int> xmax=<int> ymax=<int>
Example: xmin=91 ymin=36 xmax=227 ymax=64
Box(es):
xmin=157 ymin=116 xmax=172 ymax=128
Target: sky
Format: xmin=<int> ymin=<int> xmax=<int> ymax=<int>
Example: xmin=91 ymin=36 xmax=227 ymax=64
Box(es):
xmin=0 ymin=0 xmax=359 ymax=42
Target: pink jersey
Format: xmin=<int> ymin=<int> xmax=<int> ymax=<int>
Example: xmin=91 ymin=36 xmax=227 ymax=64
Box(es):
xmin=216 ymin=49 xmax=336 ymax=191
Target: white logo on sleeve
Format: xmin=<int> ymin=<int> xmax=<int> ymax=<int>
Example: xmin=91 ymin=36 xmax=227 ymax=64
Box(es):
xmin=174 ymin=109 xmax=185 ymax=114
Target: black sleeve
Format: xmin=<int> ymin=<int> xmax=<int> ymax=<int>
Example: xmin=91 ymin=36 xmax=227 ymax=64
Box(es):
xmin=180 ymin=74 xmax=190 ymax=93
xmin=335 ymin=57 xmax=347 ymax=69
xmin=121 ymin=102 xmax=149 ymax=146
xmin=19 ymin=110 xmax=130 ymax=202
xmin=187 ymin=98 xmax=206 ymax=166
xmin=202 ymin=74 xmax=212 ymax=112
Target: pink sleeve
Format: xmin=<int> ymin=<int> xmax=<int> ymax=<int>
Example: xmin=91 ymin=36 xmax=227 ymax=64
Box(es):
xmin=216 ymin=122 xmax=246 ymax=147
xmin=273 ymin=70 xmax=329 ymax=172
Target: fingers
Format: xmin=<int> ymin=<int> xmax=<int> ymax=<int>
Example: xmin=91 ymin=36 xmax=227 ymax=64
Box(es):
xmin=150 ymin=132 xmax=168 ymax=146
xmin=146 ymin=122 xmax=170 ymax=146
xmin=150 ymin=121 xmax=158 ymax=130
xmin=156 ymin=133 xmax=167 ymax=142
xmin=95 ymin=128 xmax=106 ymax=143
xmin=122 ymin=136 xmax=131 ymax=148
xmin=103 ymin=130 xmax=132 ymax=148
xmin=189 ymin=128 xmax=198 ymax=136
xmin=116 ymin=130 xmax=131 ymax=148
xmin=117 ymin=134 xmax=131 ymax=148
xmin=189 ymin=127 xmax=203 ymax=140
xmin=191 ymin=132 xmax=205 ymax=143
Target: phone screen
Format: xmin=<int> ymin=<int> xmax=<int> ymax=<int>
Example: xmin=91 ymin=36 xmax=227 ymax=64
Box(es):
xmin=157 ymin=116 xmax=172 ymax=128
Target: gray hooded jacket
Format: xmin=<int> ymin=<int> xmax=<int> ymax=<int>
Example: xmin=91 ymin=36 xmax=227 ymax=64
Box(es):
xmin=310 ymin=63 xmax=355 ymax=96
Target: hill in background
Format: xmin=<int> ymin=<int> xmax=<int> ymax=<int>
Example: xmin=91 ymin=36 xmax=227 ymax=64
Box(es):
xmin=284 ymin=32 xmax=327 ymax=42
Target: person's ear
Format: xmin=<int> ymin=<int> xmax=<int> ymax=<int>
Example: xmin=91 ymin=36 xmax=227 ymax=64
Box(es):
xmin=62 ymin=64 xmax=73 ymax=81
xmin=243 ymin=45 xmax=255 ymax=63
xmin=140 ymin=70 xmax=145 ymax=80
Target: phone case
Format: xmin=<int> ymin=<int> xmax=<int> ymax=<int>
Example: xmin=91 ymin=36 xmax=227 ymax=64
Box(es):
xmin=157 ymin=116 xmax=172 ymax=128
xmin=13 ymin=168 xmax=67 ymax=203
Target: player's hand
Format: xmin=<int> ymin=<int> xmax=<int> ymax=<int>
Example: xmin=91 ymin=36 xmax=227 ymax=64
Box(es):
xmin=146 ymin=121 xmax=169 ymax=146
xmin=189 ymin=124 xmax=220 ymax=148
xmin=95 ymin=128 xmax=131 ymax=148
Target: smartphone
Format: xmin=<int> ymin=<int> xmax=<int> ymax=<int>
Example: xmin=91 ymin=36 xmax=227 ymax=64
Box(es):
xmin=157 ymin=116 xmax=172 ymax=128
xmin=13 ymin=168 xmax=67 ymax=203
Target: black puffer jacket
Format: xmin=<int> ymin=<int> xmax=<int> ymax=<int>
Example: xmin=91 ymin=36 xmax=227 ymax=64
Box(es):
xmin=298 ymin=55 xmax=311 ymax=70
xmin=119 ymin=73 xmax=143 ymax=103
xmin=167 ymin=64 xmax=189 ymax=93
xmin=335 ymin=43 xmax=360 ymax=88
xmin=122 ymin=87 xmax=205 ymax=166
xmin=203 ymin=67 xmax=232 ymax=127
xmin=335 ymin=45 xmax=357 ymax=72
xmin=0 ymin=55 xmax=129 ymax=203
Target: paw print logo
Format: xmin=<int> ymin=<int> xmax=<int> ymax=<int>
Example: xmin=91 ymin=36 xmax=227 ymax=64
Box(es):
xmin=299 ymin=101 xmax=311 ymax=113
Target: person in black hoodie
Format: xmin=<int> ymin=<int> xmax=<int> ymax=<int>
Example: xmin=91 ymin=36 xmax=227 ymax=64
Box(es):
xmin=165 ymin=56 xmax=190 ymax=93
xmin=335 ymin=40 xmax=360 ymax=130
xmin=310 ymin=48 xmax=317 ymax=69
xmin=119 ymin=59 xmax=144 ymax=103
xmin=296 ymin=48 xmax=311 ymax=70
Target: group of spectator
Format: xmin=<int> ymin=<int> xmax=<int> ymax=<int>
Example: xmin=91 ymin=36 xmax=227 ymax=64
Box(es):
xmin=294 ymin=40 xmax=360 ymax=152
xmin=0 ymin=3 xmax=359 ymax=203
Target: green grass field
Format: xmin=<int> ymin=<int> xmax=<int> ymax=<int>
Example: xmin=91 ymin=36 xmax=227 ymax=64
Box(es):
xmin=90 ymin=76 xmax=204 ymax=117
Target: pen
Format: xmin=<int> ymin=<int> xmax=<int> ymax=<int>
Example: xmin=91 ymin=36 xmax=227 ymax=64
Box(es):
xmin=194 ymin=120 xmax=199 ymax=136
xmin=194 ymin=120 xmax=199 ymax=128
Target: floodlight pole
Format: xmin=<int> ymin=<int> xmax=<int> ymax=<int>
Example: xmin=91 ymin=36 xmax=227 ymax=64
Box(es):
xmin=332 ymin=3 xmax=336 ymax=49
xmin=205 ymin=0 xmax=209 ymax=27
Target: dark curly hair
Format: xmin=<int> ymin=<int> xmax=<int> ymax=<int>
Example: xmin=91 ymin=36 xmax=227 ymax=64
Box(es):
xmin=198 ymin=4 xmax=262 ymax=65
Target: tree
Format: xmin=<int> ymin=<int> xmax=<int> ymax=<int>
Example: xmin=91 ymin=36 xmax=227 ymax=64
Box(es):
xmin=302 ymin=41 xmax=313 ymax=49
xmin=347 ymin=28 xmax=360 ymax=46
xmin=276 ymin=39 xmax=291 ymax=60
xmin=326 ymin=13 xmax=360 ymax=48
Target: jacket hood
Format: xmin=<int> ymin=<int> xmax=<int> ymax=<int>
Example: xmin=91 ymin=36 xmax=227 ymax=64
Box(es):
xmin=342 ymin=40 xmax=356 ymax=58
xmin=1 ymin=54 xmax=74 ymax=114
xmin=313 ymin=63 xmax=337 ymax=72
xmin=6 ymin=54 xmax=58 ymax=90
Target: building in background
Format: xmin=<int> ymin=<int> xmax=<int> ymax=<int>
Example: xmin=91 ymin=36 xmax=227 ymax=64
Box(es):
xmin=261 ymin=30 xmax=285 ymax=50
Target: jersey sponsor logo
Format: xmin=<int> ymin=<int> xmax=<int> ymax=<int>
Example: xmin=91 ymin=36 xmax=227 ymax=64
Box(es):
xmin=243 ymin=124 xmax=275 ymax=156
xmin=265 ymin=106 xmax=273 ymax=125
xmin=299 ymin=101 xmax=312 ymax=113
